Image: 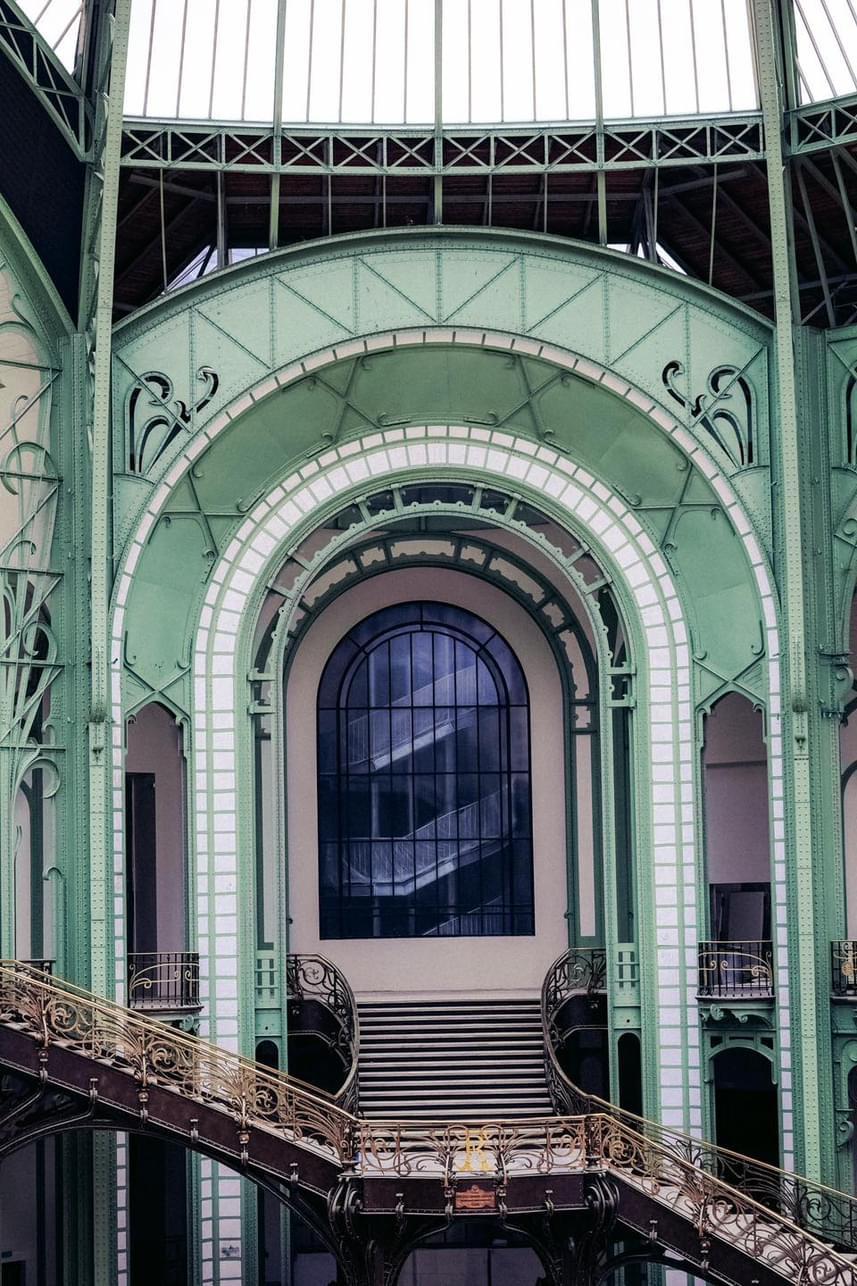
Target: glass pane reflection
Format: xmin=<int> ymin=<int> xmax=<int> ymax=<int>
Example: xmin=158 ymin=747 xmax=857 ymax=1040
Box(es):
xmin=317 ymin=602 xmax=534 ymax=938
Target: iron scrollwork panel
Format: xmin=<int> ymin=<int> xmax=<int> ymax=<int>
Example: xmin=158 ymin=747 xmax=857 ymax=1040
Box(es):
xmin=662 ymin=359 xmax=755 ymax=467
xmin=126 ymin=366 xmax=219 ymax=475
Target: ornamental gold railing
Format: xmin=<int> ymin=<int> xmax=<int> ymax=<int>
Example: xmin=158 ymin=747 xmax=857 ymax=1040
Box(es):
xmin=0 ymin=960 xmax=354 ymax=1164
xmin=354 ymin=1113 xmax=857 ymax=1284
xmin=1 ymin=960 xmax=857 ymax=1284
xmin=697 ymin=939 xmax=774 ymax=999
xmin=540 ymin=945 xmax=857 ymax=1255
xmin=542 ymin=946 xmax=607 ymax=1053
xmin=286 ymin=953 xmax=359 ymax=1112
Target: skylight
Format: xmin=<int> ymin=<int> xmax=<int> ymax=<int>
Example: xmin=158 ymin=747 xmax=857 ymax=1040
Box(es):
xmin=16 ymin=0 xmax=83 ymax=71
xmin=19 ymin=1 xmax=857 ymax=118
xmin=122 ymin=0 xmax=759 ymax=127
xmin=793 ymin=0 xmax=857 ymax=102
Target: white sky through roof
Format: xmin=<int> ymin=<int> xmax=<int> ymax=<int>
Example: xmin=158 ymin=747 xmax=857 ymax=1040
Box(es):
xmin=123 ymin=0 xmax=762 ymax=125
xmin=15 ymin=1 xmax=857 ymax=121
xmin=17 ymin=0 xmax=83 ymax=69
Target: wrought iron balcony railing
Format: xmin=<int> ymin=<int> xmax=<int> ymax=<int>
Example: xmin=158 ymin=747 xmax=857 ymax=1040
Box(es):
xmin=832 ymin=941 xmax=857 ymax=997
xmin=286 ymin=953 xmax=359 ymax=1112
xmin=127 ymin=951 xmax=201 ymax=1012
xmin=697 ymin=940 xmax=774 ymax=999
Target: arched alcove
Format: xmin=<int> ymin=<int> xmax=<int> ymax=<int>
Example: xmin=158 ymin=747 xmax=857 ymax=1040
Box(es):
xmin=618 ymin=1031 xmax=643 ymax=1118
xmin=286 ymin=567 xmax=570 ymax=995
xmin=702 ymin=693 xmax=772 ymax=946
xmin=124 ymin=703 xmax=188 ymax=1004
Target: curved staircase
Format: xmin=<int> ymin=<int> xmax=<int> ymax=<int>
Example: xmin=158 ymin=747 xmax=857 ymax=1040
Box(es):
xmin=0 ymin=959 xmax=855 ymax=1285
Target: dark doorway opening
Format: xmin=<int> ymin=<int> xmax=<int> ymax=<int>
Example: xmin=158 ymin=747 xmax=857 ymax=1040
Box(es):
xmin=398 ymin=1220 xmax=542 ymax=1285
xmin=617 ymin=1031 xmax=643 ymax=1117
xmin=713 ymin=1047 xmax=779 ymax=1168
xmin=128 ymin=1136 xmax=188 ymax=1286
xmin=256 ymin=1042 xmax=285 ymax=1286
xmin=559 ymin=1025 xmax=609 ymax=1099
xmin=125 ymin=773 xmax=156 ymax=956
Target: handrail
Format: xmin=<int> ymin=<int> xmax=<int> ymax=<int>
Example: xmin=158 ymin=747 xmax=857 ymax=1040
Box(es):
xmin=0 ymin=960 xmax=855 ymax=1283
xmin=541 ymin=945 xmax=857 ymax=1252
xmin=0 ymin=960 xmax=355 ymax=1162
xmin=286 ymin=953 xmax=359 ymax=1112
xmin=356 ymin=1111 xmax=856 ymax=1284
xmin=542 ymin=946 xmax=607 ymax=1051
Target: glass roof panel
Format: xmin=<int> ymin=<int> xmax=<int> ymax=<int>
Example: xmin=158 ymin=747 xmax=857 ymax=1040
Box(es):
xmin=123 ymin=0 xmax=760 ymax=126
xmin=17 ymin=0 xmax=83 ymax=71
xmin=794 ymin=0 xmax=857 ymax=102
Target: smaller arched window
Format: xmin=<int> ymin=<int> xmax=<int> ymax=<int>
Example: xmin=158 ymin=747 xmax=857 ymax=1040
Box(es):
xmin=317 ymin=602 xmax=534 ymax=939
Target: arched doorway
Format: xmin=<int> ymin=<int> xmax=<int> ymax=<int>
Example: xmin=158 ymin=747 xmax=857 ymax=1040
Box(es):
xmin=712 ymin=1047 xmax=779 ymax=1168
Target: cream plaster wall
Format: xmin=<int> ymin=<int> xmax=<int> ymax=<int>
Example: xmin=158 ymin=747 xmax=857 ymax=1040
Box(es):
xmin=285 ymin=567 xmax=569 ymax=999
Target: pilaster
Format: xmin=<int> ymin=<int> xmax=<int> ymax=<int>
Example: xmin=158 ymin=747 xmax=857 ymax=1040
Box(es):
xmin=752 ymin=0 xmax=825 ymax=1178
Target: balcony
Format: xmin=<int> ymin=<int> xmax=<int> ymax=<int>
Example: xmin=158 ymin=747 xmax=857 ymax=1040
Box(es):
xmin=697 ymin=940 xmax=774 ymax=999
xmin=832 ymin=941 xmax=857 ymax=997
xmin=127 ymin=952 xmax=201 ymax=1013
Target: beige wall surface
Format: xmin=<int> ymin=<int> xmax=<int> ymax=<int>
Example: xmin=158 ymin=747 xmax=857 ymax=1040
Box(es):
xmin=286 ymin=568 xmax=569 ymax=999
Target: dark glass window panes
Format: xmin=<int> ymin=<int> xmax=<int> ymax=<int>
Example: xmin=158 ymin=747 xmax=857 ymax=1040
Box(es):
xmin=316 ymin=601 xmax=534 ymax=939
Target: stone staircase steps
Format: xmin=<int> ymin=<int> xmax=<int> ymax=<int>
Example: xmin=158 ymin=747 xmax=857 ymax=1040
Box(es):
xmin=357 ymin=997 xmax=552 ymax=1120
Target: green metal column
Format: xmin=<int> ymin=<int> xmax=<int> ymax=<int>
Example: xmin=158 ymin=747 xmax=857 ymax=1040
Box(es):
xmin=79 ymin=5 xmax=133 ymax=1284
xmin=752 ymin=0 xmax=827 ymax=1178
xmin=83 ymin=0 xmax=132 ymax=999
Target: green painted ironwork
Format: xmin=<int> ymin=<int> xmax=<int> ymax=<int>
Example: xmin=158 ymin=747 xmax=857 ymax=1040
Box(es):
xmin=0 ymin=0 xmax=89 ymax=159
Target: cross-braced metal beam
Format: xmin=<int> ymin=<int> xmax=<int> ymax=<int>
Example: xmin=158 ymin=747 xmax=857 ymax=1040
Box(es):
xmin=0 ymin=0 xmax=89 ymax=158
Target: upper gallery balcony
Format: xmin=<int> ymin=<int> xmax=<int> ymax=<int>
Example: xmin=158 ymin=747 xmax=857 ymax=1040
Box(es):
xmin=832 ymin=941 xmax=857 ymax=997
xmin=127 ymin=952 xmax=201 ymax=1014
xmin=697 ymin=940 xmax=774 ymax=1000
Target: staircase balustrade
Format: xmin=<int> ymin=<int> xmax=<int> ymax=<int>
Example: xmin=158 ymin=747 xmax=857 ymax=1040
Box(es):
xmin=0 ymin=959 xmax=856 ymax=1284
xmin=541 ymin=944 xmax=857 ymax=1256
xmin=354 ymin=1113 xmax=856 ymax=1284
xmin=0 ymin=960 xmax=353 ymax=1162
xmin=542 ymin=946 xmax=607 ymax=1045
xmin=286 ymin=953 xmax=359 ymax=1112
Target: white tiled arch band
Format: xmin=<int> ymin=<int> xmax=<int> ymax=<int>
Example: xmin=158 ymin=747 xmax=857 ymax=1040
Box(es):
xmin=109 ymin=340 xmax=790 ymax=1280
xmin=196 ymin=428 xmax=692 ymax=1119
xmin=110 ymin=337 xmax=789 ymax=1129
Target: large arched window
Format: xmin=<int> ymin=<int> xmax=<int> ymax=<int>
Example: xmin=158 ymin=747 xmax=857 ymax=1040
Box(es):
xmin=317 ymin=602 xmax=534 ymax=939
